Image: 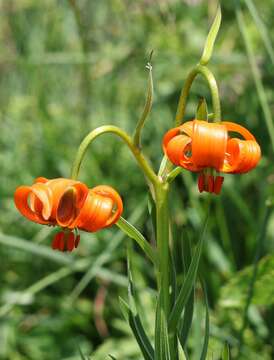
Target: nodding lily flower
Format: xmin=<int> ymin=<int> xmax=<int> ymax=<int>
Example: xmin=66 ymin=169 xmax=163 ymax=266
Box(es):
xmin=14 ymin=178 xmax=123 ymax=251
xmin=163 ymin=120 xmax=261 ymax=194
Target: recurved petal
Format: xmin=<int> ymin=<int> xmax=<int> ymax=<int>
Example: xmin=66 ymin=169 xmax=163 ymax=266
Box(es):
xmin=14 ymin=184 xmax=53 ymax=224
xmin=222 ymin=121 xmax=256 ymax=141
xmin=163 ymin=126 xmax=182 ymax=155
xmin=86 ymin=196 xmax=113 ymax=231
xmin=165 ymin=134 xmax=191 ymax=166
xmin=181 ymin=121 xmax=194 ymax=136
xmin=72 ymin=191 xmax=101 ymax=230
xmin=92 ymin=185 xmax=123 ymax=227
xmin=222 ymin=138 xmax=261 ymax=174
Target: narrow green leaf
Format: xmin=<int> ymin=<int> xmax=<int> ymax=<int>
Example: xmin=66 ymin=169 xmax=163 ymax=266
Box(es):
xmin=196 ymin=98 xmax=208 ymax=120
xmin=169 ymin=213 xmax=209 ymax=331
xmin=178 ymin=338 xmax=187 ymax=360
xmin=199 ymin=282 xmax=210 ymax=360
xmin=221 ymin=343 xmax=230 ymax=360
xmin=155 ymin=294 xmax=172 ymax=360
xmin=78 ymin=346 xmax=87 ymax=360
xmin=133 ymin=58 xmax=154 ymax=148
xmin=119 ymin=297 xmax=130 ymax=322
xmin=123 ymin=247 xmax=154 ymax=360
xmin=108 ymin=355 xmax=117 ymax=360
xmin=179 ymin=289 xmax=194 ymax=348
xmin=200 ymin=5 xmax=222 ymax=65
xmin=116 ymin=217 xmax=157 ymax=265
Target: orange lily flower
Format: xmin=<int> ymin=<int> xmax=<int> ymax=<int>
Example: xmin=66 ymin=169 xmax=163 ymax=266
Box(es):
xmin=14 ymin=178 xmax=123 ymax=251
xmin=163 ymin=120 xmax=261 ymax=194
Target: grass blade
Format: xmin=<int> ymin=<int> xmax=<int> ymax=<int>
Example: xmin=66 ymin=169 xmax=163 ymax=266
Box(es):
xmin=222 ymin=343 xmax=230 ymax=360
xmin=244 ymin=0 xmax=274 ymax=64
xmin=235 ymin=2 xmax=274 ymax=151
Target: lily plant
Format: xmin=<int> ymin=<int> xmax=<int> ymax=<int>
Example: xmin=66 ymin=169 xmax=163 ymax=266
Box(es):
xmin=14 ymin=5 xmax=260 ymax=359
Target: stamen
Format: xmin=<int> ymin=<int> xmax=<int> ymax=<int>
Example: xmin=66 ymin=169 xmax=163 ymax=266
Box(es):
xmin=67 ymin=231 xmax=75 ymax=252
xmin=52 ymin=231 xmax=65 ymax=251
xmin=58 ymin=233 xmax=65 ymax=251
xmin=198 ymin=173 xmax=205 ymax=193
xmin=207 ymin=175 xmax=214 ymax=193
xmin=214 ymin=176 xmax=224 ymax=195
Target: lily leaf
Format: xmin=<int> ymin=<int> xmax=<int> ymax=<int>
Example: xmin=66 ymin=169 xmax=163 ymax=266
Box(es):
xmin=116 ymin=217 xmax=157 ymax=265
xmin=199 ymin=282 xmax=210 ymax=360
xmin=155 ymin=293 xmax=172 ymax=360
xmin=221 ymin=343 xmax=230 ymax=360
xmin=119 ymin=247 xmax=154 ymax=360
xmin=178 ymin=339 xmax=187 ymax=360
xmin=133 ymin=57 xmax=154 ymax=148
xmin=200 ymin=5 xmax=222 ymax=65
xmin=169 ymin=213 xmax=209 ymax=331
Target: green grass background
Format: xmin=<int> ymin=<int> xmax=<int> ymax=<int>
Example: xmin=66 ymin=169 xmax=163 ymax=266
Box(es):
xmin=0 ymin=0 xmax=273 ymax=359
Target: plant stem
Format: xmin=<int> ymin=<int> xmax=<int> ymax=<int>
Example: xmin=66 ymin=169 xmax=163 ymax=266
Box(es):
xmin=154 ymin=180 xmax=178 ymax=357
xmin=70 ymin=125 xmax=158 ymax=186
xmin=155 ymin=182 xmax=170 ymax=315
xmin=175 ymin=64 xmax=221 ymax=126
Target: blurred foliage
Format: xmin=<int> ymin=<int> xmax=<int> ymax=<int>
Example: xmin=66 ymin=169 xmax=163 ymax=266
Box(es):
xmin=0 ymin=0 xmax=273 ymax=359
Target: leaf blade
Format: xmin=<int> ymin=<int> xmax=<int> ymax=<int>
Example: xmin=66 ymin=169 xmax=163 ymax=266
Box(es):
xmin=169 ymin=213 xmax=209 ymax=331
xmin=200 ymin=5 xmax=222 ymax=65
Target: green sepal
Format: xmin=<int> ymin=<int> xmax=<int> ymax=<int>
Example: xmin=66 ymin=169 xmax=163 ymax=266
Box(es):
xmin=196 ymin=98 xmax=208 ymax=121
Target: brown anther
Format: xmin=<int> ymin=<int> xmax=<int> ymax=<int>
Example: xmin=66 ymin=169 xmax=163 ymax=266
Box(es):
xmin=67 ymin=231 xmax=75 ymax=252
xmin=198 ymin=173 xmax=205 ymax=193
xmin=214 ymin=176 xmax=224 ymax=195
xmin=52 ymin=231 xmax=65 ymax=250
xmin=207 ymin=175 xmax=214 ymax=193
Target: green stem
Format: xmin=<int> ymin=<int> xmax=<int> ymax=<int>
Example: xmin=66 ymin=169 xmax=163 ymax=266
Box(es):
xmin=70 ymin=125 xmax=158 ymax=186
xmin=155 ymin=181 xmax=178 ymax=357
xmin=175 ymin=64 xmax=221 ymax=126
xmin=155 ymin=182 xmax=170 ymax=315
